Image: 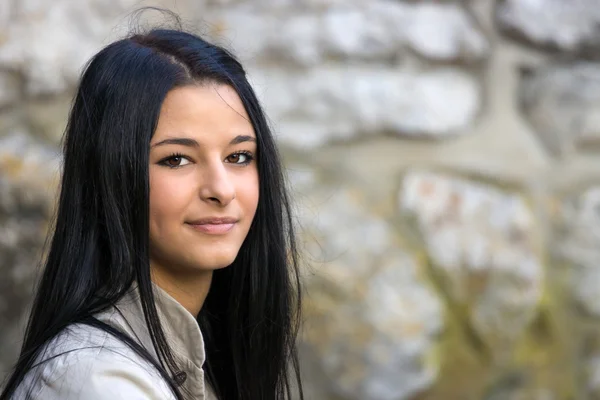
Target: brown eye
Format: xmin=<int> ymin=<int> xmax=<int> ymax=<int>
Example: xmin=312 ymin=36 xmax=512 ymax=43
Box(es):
xmin=167 ymin=156 xmax=183 ymax=167
xmin=227 ymin=154 xmax=241 ymax=163
xmin=159 ymin=155 xmax=191 ymax=168
xmin=225 ymin=152 xmax=252 ymax=165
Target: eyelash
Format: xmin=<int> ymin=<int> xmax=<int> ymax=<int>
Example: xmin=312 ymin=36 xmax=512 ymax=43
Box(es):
xmin=228 ymin=150 xmax=255 ymax=165
xmin=158 ymin=151 xmax=255 ymax=169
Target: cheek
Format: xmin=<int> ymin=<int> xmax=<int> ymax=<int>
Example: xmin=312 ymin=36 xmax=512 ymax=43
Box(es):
xmin=237 ymin=171 xmax=259 ymax=218
xmin=149 ymin=171 xmax=191 ymax=228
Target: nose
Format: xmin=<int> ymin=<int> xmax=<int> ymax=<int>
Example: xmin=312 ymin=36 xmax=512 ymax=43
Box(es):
xmin=199 ymin=160 xmax=236 ymax=207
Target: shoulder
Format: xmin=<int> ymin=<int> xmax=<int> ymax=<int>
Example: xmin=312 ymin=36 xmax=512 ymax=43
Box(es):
xmin=14 ymin=322 xmax=175 ymax=400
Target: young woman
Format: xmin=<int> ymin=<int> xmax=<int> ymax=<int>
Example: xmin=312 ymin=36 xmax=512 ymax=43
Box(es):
xmin=0 ymin=22 xmax=304 ymax=400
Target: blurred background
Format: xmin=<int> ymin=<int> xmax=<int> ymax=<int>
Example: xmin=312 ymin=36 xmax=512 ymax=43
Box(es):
xmin=2 ymin=0 xmax=600 ymax=399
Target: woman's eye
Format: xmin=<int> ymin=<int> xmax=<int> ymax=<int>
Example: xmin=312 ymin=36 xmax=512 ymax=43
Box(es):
xmin=226 ymin=152 xmax=253 ymax=165
xmin=161 ymin=155 xmax=190 ymax=168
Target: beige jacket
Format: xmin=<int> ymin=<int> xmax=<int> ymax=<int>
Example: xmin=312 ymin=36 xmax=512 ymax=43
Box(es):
xmin=14 ymin=283 xmax=217 ymax=399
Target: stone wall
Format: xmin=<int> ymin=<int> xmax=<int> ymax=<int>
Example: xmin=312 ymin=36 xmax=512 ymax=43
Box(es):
xmin=2 ymin=0 xmax=600 ymax=399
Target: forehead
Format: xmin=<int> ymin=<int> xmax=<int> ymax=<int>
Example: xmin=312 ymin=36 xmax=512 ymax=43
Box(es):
xmin=152 ymin=84 xmax=255 ymax=143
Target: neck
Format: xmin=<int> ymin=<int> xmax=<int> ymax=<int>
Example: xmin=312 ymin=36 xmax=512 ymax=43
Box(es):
xmin=150 ymin=265 xmax=213 ymax=316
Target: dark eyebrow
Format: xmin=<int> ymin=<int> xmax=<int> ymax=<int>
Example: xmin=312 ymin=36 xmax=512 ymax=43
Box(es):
xmin=229 ymin=135 xmax=256 ymax=145
xmin=151 ymin=138 xmax=199 ymax=148
xmin=151 ymin=135 xmax=256 ymax=149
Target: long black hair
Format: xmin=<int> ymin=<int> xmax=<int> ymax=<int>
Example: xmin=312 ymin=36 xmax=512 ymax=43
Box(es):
xmin=0 ymin=18 xmax=303 ymax=400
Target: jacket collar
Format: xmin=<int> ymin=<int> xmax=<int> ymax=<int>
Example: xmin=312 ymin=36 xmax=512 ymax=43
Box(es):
xmin=112 ymin=281 xmax=207 ymax=396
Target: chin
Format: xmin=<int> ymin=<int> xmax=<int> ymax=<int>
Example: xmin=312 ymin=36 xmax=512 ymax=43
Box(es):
xmin=193 ymin=250 xmax=239 ymax=271
xmin=198 ymin=259 xmax=234 ymax=270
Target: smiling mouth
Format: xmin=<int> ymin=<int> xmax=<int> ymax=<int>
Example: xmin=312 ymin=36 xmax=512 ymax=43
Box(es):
xmin=187 ymin=223 xmax=235 ymax=234
xmin=185 ymin=218 xmax=237 ymax=235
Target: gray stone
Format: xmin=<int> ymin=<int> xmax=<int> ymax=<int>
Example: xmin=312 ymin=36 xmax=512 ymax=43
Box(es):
xmin=0 ymin=71 xmax=20 ymax=109
xmin=496 ymin=0 xmax=600 ymax=55
xmin=207 ymin=0 xmax=357 ymax=7
xmin=0 ymin=0 xmax=487 ymax=96
xmin=0 ymin=0 xmax=12 ymax=30
xmin=0 ymin=131 xmax=60 ymax=212
xmin=25 ymin=94 xmax=73 ymax=144
xmin=297 ymin=183 xmax=395 ymax=278
xmin=556 ymin=186 xmax=600 ymax=317
xmin=520 ymin=63 xmax=600 ymax=157
xmin=0 ymin=0 xmax=141 ymax=95
xmin=486 ymin=386 xmax=555 ymax=400
xmin=402 ymin=2 xmax=488 ymax=62
xmin=251 ymin=66 xmax=480 ymax=148
xmin=0 ymin=111 xmax=22 ymax=139
xmin=297 ymin=177 xmax=443 ymax=400
xmin=207 ymin=1 xmax=489 ymax=64
xmin=400 ymin=171 xmax=544 ymax=352
xmin=586 ymin=354 xmax=600 ymax=398
xmin=0 ymin=131 xmax=60 ymax=376
xmin=483 ymin=371 xmax=555 ymax=400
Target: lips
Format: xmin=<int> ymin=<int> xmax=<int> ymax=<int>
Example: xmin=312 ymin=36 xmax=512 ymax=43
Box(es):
xmin=186 ymin=217 xmax=238 ymax=235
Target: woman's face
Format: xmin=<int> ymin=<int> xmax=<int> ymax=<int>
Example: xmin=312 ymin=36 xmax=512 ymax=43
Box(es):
xmin=148 ymin=84 xmax=259 ymax=277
